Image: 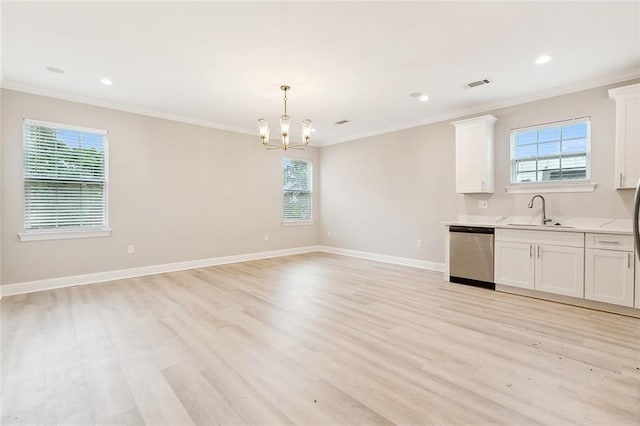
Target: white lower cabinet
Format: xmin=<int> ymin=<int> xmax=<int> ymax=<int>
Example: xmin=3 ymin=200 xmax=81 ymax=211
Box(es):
xmin=495 ymin=229 xmax=584 ymax=297
xmin=495 ymin=229 xmax=638 ymax=311
xmin=495 ymin=241 xmax=534 ymax=289
xmin=585 ymin=249 xmax=634 ymax=307
xmin=584 ymin=233 xmax=635 ymax=307
xmin=535 ymin=244 xmax=584 ymax=298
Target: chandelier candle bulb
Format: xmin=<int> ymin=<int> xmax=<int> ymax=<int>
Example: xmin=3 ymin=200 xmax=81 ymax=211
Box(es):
xmin=280 ymin=115 xmax=290 ymax=146
xmin=258 ymin=119 xmax=270 ymax=145
xmin=302 ymin=119 xmax=313 ymax=145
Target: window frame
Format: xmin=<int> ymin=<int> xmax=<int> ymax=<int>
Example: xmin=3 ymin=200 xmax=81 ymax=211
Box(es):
xmin=507 ymin=117 xmax=596 ymax=194
xmin=19 ymin=118 xmax=111 ymax=241
xmin=282 ymin=157 xmax=314 ymax=226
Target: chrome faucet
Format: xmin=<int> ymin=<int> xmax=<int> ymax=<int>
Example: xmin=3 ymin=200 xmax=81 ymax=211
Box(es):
xmin=528 ymin=195 xmax=552 ymax=225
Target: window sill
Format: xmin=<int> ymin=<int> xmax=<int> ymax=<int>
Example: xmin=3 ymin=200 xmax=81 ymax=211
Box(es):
xmin=281 ymin=220 xmax=315 ymax=227
xmin=19 ymin=229 xmax=112 ymax=242
xmin=506 ymin=182 xmax=597 ymax=194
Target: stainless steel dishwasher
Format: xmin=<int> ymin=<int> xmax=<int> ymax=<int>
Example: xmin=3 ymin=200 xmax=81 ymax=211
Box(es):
xmin=449 ymin=226 xmax=495 ymax=289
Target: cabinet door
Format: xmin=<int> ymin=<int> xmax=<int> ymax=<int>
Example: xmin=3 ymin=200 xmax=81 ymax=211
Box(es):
xmin=613 ymin=89 xmax=640 ymax=189
xmin=585 ymin=249 xmax=635 ymax=307
xmin=535 ymin=245 xmax=584 ymax=297
xmin=456 ymin=124 xmax=487 ymax=193
xmin=495 ymin=241 xmax=534 ymax=289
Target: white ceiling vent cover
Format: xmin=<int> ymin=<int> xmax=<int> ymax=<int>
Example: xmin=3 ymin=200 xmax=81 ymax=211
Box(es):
xmin=466 ymin=79 xmax=492 ymax=88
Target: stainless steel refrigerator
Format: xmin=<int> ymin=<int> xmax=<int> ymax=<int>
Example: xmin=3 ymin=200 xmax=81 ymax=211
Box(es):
xmin=635 ymin=179 xmax=640 ymax=262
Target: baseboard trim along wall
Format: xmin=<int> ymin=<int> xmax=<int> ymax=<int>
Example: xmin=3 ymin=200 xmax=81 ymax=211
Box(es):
xmin=0 ymin=245 xmax=444 ymax=297
xmin=0 ymin=246 xmax=319 ymax=298
xmin=317 ymin=245 xmax=445 ymax=273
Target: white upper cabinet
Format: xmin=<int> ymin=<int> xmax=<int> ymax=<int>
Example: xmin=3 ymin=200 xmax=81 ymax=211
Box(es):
xmin=451 ymin=114 xmax=497 ymax=194
xmin=609 ymin=83 xmax=640 ymax=189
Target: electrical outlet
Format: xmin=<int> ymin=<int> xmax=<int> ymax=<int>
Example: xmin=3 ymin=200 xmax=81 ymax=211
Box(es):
xmin=127 ymin=245 xmax=135 ymax=254
xmin=264 ymin=234 xmax=269 ymax=241
xmin=478 ymin=200 xmax=488 ymax=209
xmin=417 ymin=239 xmax=423 ymax=248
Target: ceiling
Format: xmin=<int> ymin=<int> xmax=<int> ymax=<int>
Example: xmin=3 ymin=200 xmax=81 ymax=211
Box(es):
xmin=2 ymin=1 xmax=639 ymax=146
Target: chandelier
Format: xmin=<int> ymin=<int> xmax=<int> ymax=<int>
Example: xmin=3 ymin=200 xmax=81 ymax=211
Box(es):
xmin=258 ymin=85 xmax=312 ymax=150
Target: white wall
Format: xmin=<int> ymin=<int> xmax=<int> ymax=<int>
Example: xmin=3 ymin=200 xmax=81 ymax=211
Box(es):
xmin=1 ymin=89 xmax=319 ymax=284
xmin=3 ymin=79 xmax=638 ymax=285
xmin=319 ymin=122 xmax=456 ymax=263
xmin=319 ymin=79 xmax=639 ymax=265
xmin=459 ymin=81 xmax=637 ymax=220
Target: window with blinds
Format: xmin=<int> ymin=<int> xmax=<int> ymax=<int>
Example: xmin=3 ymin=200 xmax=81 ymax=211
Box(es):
xmin=23 ymin=119 xmax=108 ymax=232
xmin=283 ymin=158 xmax=312 ymax=222
xmin=510 ymin=118 xmax=590 ymax=184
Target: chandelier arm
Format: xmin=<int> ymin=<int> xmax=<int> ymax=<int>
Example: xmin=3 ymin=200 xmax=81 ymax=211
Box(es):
xmin=286 ymin=144 xmax=308 ymax=150
xmin=264 ymin=142 xmax=297 ymax=150
xmin=263 ymin=143 xmax=286 ymax=150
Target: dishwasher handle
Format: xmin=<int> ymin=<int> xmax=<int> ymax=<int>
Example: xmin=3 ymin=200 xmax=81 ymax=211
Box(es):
xmin=449 ymin=226 xmax=494 ymax=234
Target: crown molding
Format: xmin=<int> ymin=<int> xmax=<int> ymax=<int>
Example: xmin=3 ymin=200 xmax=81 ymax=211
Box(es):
xmin=0 ymin=81 xmax=326 ymax=147
xmin=3 ymin=68 xmax=639 ymax=149
xmin=319 ymin=69 xmax=640 ymax=147
xmin=0 ymin=81 xmax=257 ymax=137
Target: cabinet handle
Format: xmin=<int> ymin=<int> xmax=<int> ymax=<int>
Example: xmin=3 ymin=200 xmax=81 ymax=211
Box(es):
xmin=529 ymin=245 xmax=533 ymax=258
xmin=597 ymin=240 xmax=621 ymax=245
xmin=619 ymin=173 xmax=624 ymax=187
xmin=629 ymin=253 xmax=632 ymax=269
xmin=537 ymin=246 xmax=541 ymax=258
xmin=481 ymin=180 xmax=485 ymax=191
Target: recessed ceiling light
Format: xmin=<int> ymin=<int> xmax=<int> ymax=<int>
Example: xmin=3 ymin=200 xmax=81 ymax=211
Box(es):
xmin=535 ymin=55 xmax=552 ymax=65
xmin=419 ymin=94 xmax=430 ymax=102
xmin=100 ymin=78 xmax=113 ymax=85
xmin=46 ymin=66 xmax=65 ymax=74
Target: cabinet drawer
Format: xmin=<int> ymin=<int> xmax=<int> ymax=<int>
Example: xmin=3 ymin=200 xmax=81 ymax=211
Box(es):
xmin=585 ymin=233 xmax=633 ymax=251
xmin=496 ymin=229 xmax=583 ymax=247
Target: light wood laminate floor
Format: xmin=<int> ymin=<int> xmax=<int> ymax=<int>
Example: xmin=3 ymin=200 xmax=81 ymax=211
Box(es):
xmin=2 ymin=252 xmax=639 ymax=425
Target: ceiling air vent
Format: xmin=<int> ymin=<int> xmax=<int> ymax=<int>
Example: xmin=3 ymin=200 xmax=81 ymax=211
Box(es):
xmin=334 ymin=119 xmax=349 ymax=125
xmin=466 ymin=79 xmax=491 ymax=88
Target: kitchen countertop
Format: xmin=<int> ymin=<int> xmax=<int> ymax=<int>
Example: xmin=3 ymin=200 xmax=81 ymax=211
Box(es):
xmin=443 ymin=215 xmax=633 ymax=235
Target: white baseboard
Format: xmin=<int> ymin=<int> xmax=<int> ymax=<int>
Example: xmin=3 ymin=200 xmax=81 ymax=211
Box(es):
xmin=0 ymin=245 xmax=444 ymax=298
xmin=317 ymin=245 xmax=445 ymax=272
xmin=0 ymin=245 xmax=321 ymax=298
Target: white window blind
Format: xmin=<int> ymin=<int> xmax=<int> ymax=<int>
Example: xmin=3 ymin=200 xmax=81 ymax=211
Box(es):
xmin=23 ymin=119 xmax=108 ymax=232
xmin=283 ymin=158 xmax=312 ymax=222
xmin=510 ymin=118 xmax=590 ymax=184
